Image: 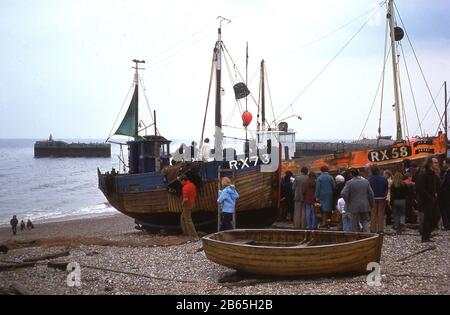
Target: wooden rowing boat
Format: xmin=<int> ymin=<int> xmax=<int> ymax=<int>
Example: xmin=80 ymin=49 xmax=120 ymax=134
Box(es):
xmin=202 ymin=229 xmax=383 ymax=277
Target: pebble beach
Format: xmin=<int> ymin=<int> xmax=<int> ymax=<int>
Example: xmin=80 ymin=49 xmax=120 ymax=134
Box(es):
xmin=0 ymin=214 xmax=449 ymax=295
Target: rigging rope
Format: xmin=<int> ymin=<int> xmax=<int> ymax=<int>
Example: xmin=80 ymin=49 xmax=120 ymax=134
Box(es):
xmin=397 ymin=55 xmax=410 ymax=139
xmin=200 ymin=51 xmax=216 ymax=147
xmin=434 ymin=93 xmax=450 ymax=135
xmin=276 ymin=4 xmax=384 ymax=122
xmin=224 ymin=102 xmax=238 ymax=125
xmin=146 ymin=18 xmax=216 ymax=65
xmin=412 ymin=83 xmax=445 ymax=136
xmin=138 ymin=75 xmax=161 ymax=135
xmin=220 ymin=45 xmax=259 ymax=141
xmin=399 ymin=42 xmax=424 ymax=137
xmin=222 ymin=43 xmax=272 ymax=128
xmin=257 ymin=68 xmax=261 ymax=130
xmin=434 ymin=111 xmax=447 ymax=136
xmin=434 ymin=97 xmax=450 ymax=135
xmin=222 ymin=47 xmax=258 ymax=138
xmin=269 ymin=1 xmax=387 ymax=61
xmin=358 ymin=44 xmax=391 ymax=140
xmin=147 ymin=30 xmax=215 ymax=68
xmin=222 ymin=51 xmax=258 ymax=140
xmin=248 ymin=66 xmax=260 ymax=87
xmin=106 ymin=82 xmax=134 ymax=142
xmin=394 ymin=3 xmax=444 ymax=131
xmin=223 ymin=124 xmax=259 ymax=133
xmin=138 ymin=75 xmax=155 ymax=124
xmin=264 ymin=64 xmax=277 ymax=127
xmin=223 ymin=50 xmax=245 ymax=116
xmin=376 ymin=18 xmax=390 ymax=141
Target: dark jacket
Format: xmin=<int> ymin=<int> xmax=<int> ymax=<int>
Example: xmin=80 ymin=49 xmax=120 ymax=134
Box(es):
xmin=439 ymin=169 xmax=450 ymax=205
xmin=390 ymin=184 xmax=408 ymax=202
xmin=10 ymin=217 xmax=18 ymax=227
xmin=368 ymin=174 xmax=388 ymax=199
xmin=415 ymin=169 xmax=440 ymax=212
xmin=334 ymin=182 xmax=345 ymax=207
xmin=281 ymin=177 xmax=294 ymax=203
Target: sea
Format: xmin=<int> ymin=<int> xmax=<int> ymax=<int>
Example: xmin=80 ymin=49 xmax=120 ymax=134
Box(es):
xmin=0 ymin=138 xmax=204 ymax=226
xmin=0 ymin=139 xmax=125 ymax=226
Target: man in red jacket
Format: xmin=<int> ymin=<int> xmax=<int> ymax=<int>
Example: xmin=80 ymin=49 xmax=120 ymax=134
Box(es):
xmin=179 ymin=175 xmax=198 ymax=238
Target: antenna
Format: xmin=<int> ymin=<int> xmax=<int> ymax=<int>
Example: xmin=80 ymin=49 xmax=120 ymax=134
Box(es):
xmin=131 ymin=59 xmax=145 ymax=139
xmin=217 ymin=16 xmax=231 ymax=29
xmin=132 ymin=59 xmax=146 ymax=85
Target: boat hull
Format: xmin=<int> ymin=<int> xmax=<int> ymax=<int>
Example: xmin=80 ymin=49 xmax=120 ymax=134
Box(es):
xmin=129 ymin=207 xmax=276 ymax=231
xmin=202 ymin=229 xmax=383 ymax=277
xmin=98 ymin=163 xmax=280 ymax=231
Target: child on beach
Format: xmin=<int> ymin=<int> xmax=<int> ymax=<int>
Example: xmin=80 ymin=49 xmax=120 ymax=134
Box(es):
xmin=337 ymin=197 xmax=351 ymax=232
xmin=217 ymin=177 xmax=239 ymax=231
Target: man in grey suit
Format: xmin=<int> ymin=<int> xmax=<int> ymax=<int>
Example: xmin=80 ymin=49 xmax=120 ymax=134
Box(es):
xmin=293 ymin=167 xmax=309 ymax=229
xmin=341 ymin=169 xmax=375 ymax=232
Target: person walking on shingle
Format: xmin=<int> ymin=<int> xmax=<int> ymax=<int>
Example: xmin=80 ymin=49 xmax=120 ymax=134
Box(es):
xmin=10 ymin=215 xmax=18 ymax=235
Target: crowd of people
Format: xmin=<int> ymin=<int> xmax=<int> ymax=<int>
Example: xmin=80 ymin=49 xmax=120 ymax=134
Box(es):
xmin=9 ymin=215 xmax=34 ymax=235
xmin=280 ymin=156 xmax=450 ymax=243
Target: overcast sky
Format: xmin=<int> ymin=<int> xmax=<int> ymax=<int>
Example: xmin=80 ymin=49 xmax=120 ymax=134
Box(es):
xmin=0 ymin=0 xmax=449 ymax=142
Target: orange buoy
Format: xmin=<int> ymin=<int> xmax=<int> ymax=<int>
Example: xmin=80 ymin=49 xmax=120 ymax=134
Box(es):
xmin=242 ymin=111 xmax=253 ymax=127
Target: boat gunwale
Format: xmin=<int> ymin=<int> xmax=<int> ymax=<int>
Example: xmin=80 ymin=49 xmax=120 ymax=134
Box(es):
xmin=202 ymin=229 xmax=381 ymax=250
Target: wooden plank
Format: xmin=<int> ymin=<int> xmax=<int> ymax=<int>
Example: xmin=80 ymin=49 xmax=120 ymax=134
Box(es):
xmin=23 ymin=250 xmax=70 ymax=263
xmin=0 ymin=262 xmax=36 ymax=272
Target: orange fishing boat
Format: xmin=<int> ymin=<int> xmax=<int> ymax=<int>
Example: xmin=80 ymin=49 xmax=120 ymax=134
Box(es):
xmin=283 ymin=134 xmax=447 ymax=174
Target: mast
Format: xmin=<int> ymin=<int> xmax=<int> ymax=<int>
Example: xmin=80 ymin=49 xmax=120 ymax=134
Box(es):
xmin=445 ymin=81 xmax=448 ymax=131
xmin=214 ymin=17 xmax=230 ymax=156
xmin=215 ymin=27 xmax=222 ymax=130
xmin=387 ymin=0 xmax=403 ymax=141
xmin=445 ymin=81 xmax=448 ymax=146
xmin=245 ymin=42 xmax=249 ymax=143
xmin=261 ymin=59 xmax=266 ymax=131
xmin=245 ymin=42 xmax=249 ymax=113
xmin=132 ymin=59 xmax=145 ymax=140
xmin=154 ymin=110 xmax=157 ymax=136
